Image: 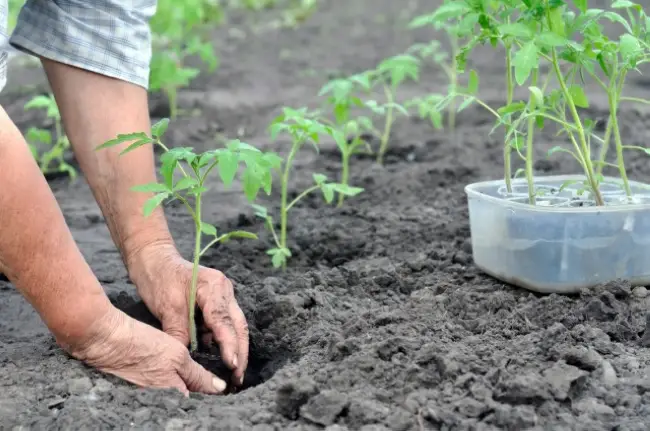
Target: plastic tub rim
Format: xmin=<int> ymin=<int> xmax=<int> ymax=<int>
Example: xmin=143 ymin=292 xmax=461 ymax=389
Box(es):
xmin=465 ymin=175 xmax=650 ymax=214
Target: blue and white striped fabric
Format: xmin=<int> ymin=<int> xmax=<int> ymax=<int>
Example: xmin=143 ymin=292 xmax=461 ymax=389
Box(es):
xmin=0 ymin=0 xmax=157 ymax=95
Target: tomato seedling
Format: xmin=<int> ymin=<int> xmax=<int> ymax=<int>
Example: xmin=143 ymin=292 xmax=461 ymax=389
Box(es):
xmin=318 ymin=74 xmax=375 ymax=206
xmin=253 ymin=107 xmax=363 ymax=269
xmin=426 ymin=0 xmax=650 ymax=206
xmin=97 ymin=118 xmax=281 ymax=352
xmin=23 ymin=93 xmax=76 ymax=179
xmin=366 ymin=54 xmax=420 ymax=164
xmin=407 ymin=4 xmax=477 ymax=131
xmin=149 ymin=0 xmax=221 ymax=119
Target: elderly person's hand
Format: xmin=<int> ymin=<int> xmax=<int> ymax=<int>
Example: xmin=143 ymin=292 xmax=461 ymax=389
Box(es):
xmin=128 ymin=244 xmax=249 ymax=387
xmin=67 ymin=306 xmax=228 ymax=396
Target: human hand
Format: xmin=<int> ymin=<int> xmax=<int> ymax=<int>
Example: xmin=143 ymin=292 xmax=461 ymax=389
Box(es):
xmin=66 ymin=306 xmax=228 ymax=396
xmin=128 ymin=244 xmax=248 ymax=386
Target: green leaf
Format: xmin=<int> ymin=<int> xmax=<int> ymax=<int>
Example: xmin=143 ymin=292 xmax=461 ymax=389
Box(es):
xmin=321 ymin=184 xmax=335 ymax=203
xmin=559 ymin=179 xmax=581 ymax=191
xmin=242 ymin=168 xmax=261 ymax=201
xmin=619 ymin=34 xmax=641 ymax=62
xmin=548 ymin=6 xmax=566 ymax=37
xmin=509 ymin=136 xmax=525 ymax=150
xmin=536 ymin=32 xmax=568 ymax=48
xmin=151 ymin=118 xmax=170 ymax=139
xmin=160 ymin=153 xmax=178 ymax=189
xmin=218 ymin=150 xmax=239 ymax=187
xmin=131 ymin=182 xmax=170 ymax=193
xmin=173 ymin=176 xmax=199 ymax=192
xmin=428 ymin=3 xmax=470 ymax=22
xmin=271 ymin=251 xmax=285 ymax=268
xmin=498 ymin=102 xmax=526 ymax=115
xmin=498 ymin=22 xmax=533 ymax=38
xmin=528 ymin=86 xmax=544 ymax=108
xmin=120 ymin=139 xmax=155 ymax=155
xmin=330 ymin=184 xmax=364 ymax=196
xmin=24 ymin=95 xmax=53 ymax=110
xmin=143 ymin=193 xmax=170 ymax=217
xmin=568 ymin=85 xmax=589 ymax=108
xmin=313 ymin=173 xmax=328 ymax=184
xmin=457 ymin=97 xmax=475 ymax=112
xmin=267 ymin=247 xmax=291 ymax=268
xmin=602 ymin=12 xmax=633 ymax=34
xmin=95 ymin=132 xmax=150 ymax=151
xmin=201 ymin=223 xmax=217 ymax=236
xmin=513 ymin=42 xmax=538 ymax=86
xmin=612 ymin=0 xmax=636 ymax=8
xmin=573 ymin=0 xmax=587 ymax=12
xmin=251 ymin=204 xmax=268 ymax=219
xmin=467 ymin=69 xmax=479 ymax=95
xmin=547 ymin=146 xmax=573 ymax=157
xmin=220 ymin=230 xmax=258 ymax=242
xmin=25 ymin=127 xmax=52 ymax=145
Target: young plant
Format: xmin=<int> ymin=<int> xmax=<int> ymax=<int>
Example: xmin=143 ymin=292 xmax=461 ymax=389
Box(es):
xmin=407 ymin=3 xmax=478 ymax=131
xmin=96 ymin=118 xmax=280 ymax=352
xmin=23 ymin=93 xmax=76 ymax=179
xmin=317 ymin=74 xmax=375 ymax=206
xmin=253 ymin=107 xmax=363 ymax=269
xmin=149 ymin=0 xmax=221 ymax=119
xmin=427 ymin=0 xmax=650 ymax=206
xmin=366 ymin=54 xmax=420 ymax=164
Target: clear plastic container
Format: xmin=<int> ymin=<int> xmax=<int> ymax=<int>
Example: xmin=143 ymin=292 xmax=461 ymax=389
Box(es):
xmin=465 ymin=175 xmax=650 ymax=293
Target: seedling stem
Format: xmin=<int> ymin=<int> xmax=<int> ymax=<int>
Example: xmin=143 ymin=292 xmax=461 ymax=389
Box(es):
xmin=97 ymin=119 xmax=277 ymax=352
xmin=377 ymin=84 xmax=394 ymax=164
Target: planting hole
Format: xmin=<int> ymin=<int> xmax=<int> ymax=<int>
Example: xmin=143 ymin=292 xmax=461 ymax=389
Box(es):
xmin=113 ymin=295 xmax=290 ymax=394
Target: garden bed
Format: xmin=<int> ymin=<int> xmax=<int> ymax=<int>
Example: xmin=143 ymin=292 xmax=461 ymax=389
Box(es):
xmin=2 ymin=0 xmax=650 ymax=429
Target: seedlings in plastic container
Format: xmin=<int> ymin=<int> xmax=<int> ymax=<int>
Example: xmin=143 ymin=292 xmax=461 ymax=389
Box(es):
xmin=426 ymin=0 xmax=650 ymax=206
xmin=253 ymin=107 xmax=363 ymax=269
xmin=96 ymin=118 xmax=279 ymax=352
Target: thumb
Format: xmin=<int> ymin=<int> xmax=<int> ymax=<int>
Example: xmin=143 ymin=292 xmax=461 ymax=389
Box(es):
xmin=178 ymin=353 xmax=228 ymax=394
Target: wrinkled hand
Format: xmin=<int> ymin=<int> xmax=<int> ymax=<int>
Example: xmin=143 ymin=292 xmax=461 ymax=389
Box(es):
xmin=129 ymin=245 xmax=248 ymax=386
xmin=67 ymin=306 xmax=228 ymax=396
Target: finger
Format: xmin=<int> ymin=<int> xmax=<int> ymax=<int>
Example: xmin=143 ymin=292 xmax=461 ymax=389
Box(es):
xmin=229 ymin=302 xmax=249 ymax=386
xmin=198 ymin=279 xmax=239 ymax=370
xmin=178 ymin=353 xmax=228 ymax=394
xmin=164 ymin=376 xmax=190 ymax=397
xmin=205 ymin=302 xmax=239 ymax=370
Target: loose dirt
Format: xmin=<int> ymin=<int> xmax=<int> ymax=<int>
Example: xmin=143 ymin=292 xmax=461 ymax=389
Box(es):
xmin=2 ymin=0 xmax=650 ymax=429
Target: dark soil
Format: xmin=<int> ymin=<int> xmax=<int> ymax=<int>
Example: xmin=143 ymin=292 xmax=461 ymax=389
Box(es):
xmin=3 ymin=0 xmax=650 ymax=429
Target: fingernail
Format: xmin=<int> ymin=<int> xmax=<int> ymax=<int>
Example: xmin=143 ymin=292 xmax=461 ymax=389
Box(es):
xmin=213 ymin=377 xmax=227 ymax=393
xmin=232 ymin=356 xmax=239 ymax=368
xmin=239 ymin=373 xmax=245 ymax=386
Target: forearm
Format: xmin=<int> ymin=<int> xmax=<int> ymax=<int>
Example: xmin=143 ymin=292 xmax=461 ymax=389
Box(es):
xmin=0 ymin=106 xmax=112 ymax=346
xmin=41 ymin=60 xmax=175 ymax=272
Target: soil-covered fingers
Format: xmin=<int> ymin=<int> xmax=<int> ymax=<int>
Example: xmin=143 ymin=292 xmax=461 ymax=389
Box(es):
xmin=197 ymin=274 xmax=240 ymax=371
xmin=177 ymin=352 xmax=228 ymax=395
xmin=229 ymin=301 xmax=249 ymax=386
